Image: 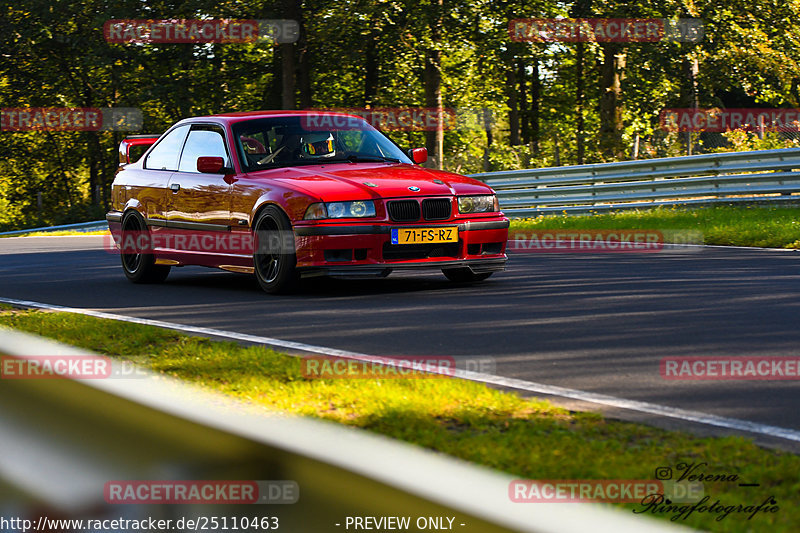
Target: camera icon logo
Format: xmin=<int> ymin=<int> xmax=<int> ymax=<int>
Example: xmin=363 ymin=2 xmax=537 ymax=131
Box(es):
xmin=655 ymin=467 xmax=673 ymax=480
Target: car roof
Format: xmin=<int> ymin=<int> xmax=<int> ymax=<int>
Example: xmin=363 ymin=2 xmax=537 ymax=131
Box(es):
xmin=181 ymin=110 xmax=364 ymax=126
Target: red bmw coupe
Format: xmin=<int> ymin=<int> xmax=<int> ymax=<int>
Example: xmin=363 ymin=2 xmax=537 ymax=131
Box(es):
xmin=107 ymin=111 xmax=508 ymax=293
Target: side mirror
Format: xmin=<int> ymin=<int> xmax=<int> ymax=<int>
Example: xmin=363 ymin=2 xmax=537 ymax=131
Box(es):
xmin=408 ymin=147 xmax=428 ymax=165
xmin=197 ymin=156 xmax=226 ymax=174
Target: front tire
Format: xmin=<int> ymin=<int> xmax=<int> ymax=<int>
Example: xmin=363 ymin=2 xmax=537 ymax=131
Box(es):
xmin=442 ymin=267 xmax=492 ymax=283
xmin=120 ymin=212 xmax=170 ymax=284
xmin=253 ymin=206 xmax=299 ymax=294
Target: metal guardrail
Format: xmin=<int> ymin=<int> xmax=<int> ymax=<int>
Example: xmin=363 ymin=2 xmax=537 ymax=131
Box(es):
xmin=5 ymin=148 xmax=797 ymax=236
xmin=0 ymin=328 xmax=690 ymax=533
xmin=0 ymin=220 xmax=106 ymax=237
xmin=471 ymin=148 xmax=800 ymax=217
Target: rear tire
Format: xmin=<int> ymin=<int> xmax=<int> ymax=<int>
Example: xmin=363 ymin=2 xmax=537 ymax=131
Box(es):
xmin=442 ymin=268 xmax=492 ymax=283
xmin=120 ymin=212 xmax=170 ymax=284
xmin=253 ymin=206 xmax=299 ymax=294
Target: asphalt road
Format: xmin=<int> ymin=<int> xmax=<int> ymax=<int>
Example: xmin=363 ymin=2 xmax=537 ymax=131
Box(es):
xmin=2 ymin=235 xmax=800 ymax=444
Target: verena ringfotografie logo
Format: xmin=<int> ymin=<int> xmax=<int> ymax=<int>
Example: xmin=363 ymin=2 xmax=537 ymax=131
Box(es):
xmin=640 ymin=463 xmax=777 ymax=522
xmin=1 ymin=108 xmax=142 ymax=131
xmin=661 ymin=357 xmax=800 ymax=380
xmin=661 ymin=108 xmax=800 ymax=132
xmin=509 ymin=18 xmax=703 ymax=43
xmin=302 ymin=356 xmax=457 ymax=379
xmin=104 ymin=480 xmax=298 ymax=504
xmin=104 ymin=19 xmax=299 ymax=44
xmin=301 ymin=108 xmax=495 ymax=132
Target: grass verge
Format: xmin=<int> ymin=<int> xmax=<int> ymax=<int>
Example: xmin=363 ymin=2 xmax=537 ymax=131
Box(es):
xmin=508 ymin=205 xmax=800 ymax=249
xmin=0 ymin=307 xmax=797 ymax=532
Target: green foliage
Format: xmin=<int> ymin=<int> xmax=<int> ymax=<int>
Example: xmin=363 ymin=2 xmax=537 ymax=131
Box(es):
xmin=714 ymin=129 xmax=800 ymax=152
xmin=2 ymin=0 xmax=799 ymax=229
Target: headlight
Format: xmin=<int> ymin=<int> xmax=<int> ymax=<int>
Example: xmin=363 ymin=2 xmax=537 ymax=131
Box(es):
xmin=327 ymin=200 xmax=376 ymax=218
xmin=304 ymin=201 xmax=376 ymax=220
xmin=304 ymin=203 xmax=328 ymax=220
xmin=457 ymin=195 xmax=497 ymax=214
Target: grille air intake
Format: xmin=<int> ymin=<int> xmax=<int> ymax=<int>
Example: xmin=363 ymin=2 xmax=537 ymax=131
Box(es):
xmin=422 ymin=198 xmax=451 ymax=220
xmin=387 ymin=200 xmax=420 ymax=222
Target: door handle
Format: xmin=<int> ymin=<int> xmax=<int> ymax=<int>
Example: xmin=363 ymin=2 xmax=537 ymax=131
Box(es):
xmin=170 ymin=183 xmax=180 ymax=192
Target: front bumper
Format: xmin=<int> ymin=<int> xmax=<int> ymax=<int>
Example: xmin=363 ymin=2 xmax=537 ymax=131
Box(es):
xmin=299 ymin=258 xmax=507 ymax=279
xmin=294 ymin=218 xmax=509 ymax=278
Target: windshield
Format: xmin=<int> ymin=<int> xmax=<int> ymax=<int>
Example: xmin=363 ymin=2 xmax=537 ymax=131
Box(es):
xmin=233 ymin=115 xmax=412 ymax=170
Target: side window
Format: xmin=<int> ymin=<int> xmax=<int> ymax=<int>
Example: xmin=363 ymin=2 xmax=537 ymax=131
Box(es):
xmin=144 ymin=125 xmax=190 ymax=171
xmin=178 ymin=125 xmax=229 ymax=173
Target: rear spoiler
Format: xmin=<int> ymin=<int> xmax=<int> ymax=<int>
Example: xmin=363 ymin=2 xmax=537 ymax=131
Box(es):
xmin=118 ymin=134 xmax=160 ymax=165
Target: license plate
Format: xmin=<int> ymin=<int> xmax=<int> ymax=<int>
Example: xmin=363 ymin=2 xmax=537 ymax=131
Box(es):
xmin=391 ymin=227 xmax=458 ymax=245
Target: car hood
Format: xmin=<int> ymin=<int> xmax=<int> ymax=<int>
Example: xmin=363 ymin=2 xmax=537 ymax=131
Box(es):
xmin=249 ymin=163 xmax=494 ymax=201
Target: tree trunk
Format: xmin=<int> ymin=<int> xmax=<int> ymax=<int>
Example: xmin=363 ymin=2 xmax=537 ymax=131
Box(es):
xmin=553 ymin=132 xmax=561 ymax=166
xmin=483 ymin=107 xmax=493 ymax=172
xmin=518 ymin=59 xmax=528 ymax=144
xmin=364 ymin=19 xmax=380 ymax=107
xmin=680 ymin=52 xmax=699 ymax=155
xmin=507 ymin=61 xmax=520 ymax=146
xmin=424 ymin=0 xmax=444 ymax=169
xmin=87 ymin=131 xmax=101 ymax=205
xmin=599 ymin=44 xmax=625 ymax=160
xmin=281 ymin=44 xmax=295 ymax=109
xmin=280 ymin=0 xmax=298 ymax=109
xmin=530 ymin=56 xmax=540 ymax=154
xmin=82 ymin=86 xmax=102 ymax=206
xmin=575 ymin=41 xmax=585 ymax=164
xmin=297 ymin=5 xmax=312 ymax=109
xmin=570 ymin=0 xmax=592 ymax=162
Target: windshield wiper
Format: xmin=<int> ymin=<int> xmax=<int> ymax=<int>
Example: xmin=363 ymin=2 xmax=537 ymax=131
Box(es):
xmin=250 ymin=161 xmax=296 ymax=169
xmin=343 ymin=154 xmax=401 ymax=163
xmin=250 ymin=155 xmax=402 ymax=169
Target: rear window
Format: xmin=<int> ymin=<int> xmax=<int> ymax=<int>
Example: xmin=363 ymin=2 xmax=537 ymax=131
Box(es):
xmin=128 ymin=144 xmax=150 ymax=163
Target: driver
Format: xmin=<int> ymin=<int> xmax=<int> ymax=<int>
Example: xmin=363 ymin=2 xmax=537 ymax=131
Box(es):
xmin=298 ymin=132 xmax=336 ymax=160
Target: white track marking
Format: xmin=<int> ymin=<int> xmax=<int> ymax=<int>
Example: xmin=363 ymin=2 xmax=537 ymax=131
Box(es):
xmin=0 ymin=297 xmax=361 ymax=357
xmin=669 ymin=243 xmax=797 ymax=251
xmin=3 ymin=295 xmax=800 ymax=444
